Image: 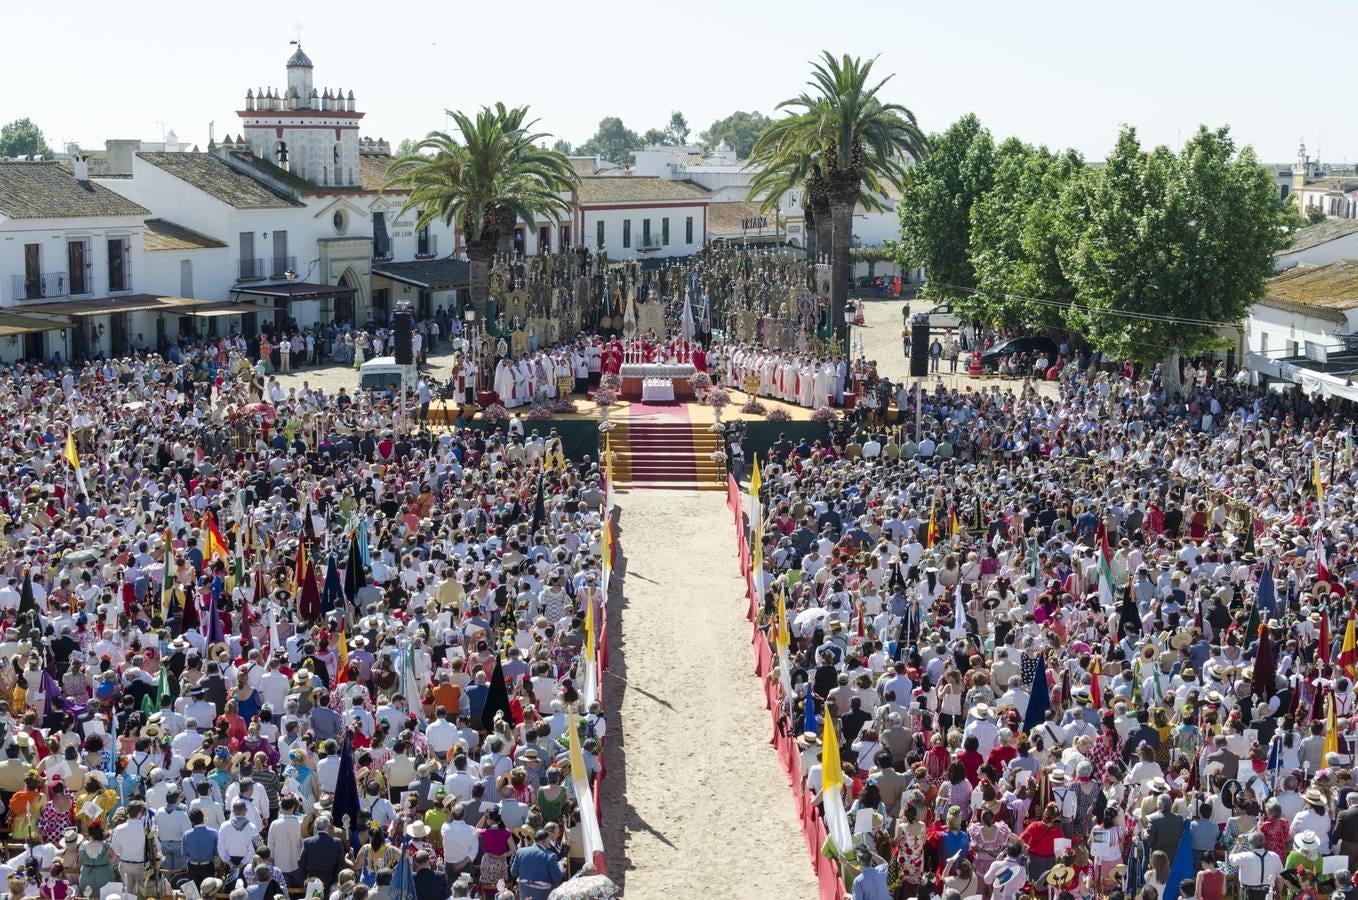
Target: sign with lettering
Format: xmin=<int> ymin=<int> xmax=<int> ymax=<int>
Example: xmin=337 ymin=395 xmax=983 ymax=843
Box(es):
xmin=741 ymin=216 xmax=769 ymax=230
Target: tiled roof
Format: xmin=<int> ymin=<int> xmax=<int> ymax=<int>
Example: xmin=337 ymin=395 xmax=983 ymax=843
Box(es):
xmin=707 ymin=201 xmax=783 ymax=238
xmin=0 ymin=162 xmax=150 ymax=219
xmin=372 ymin=258 xmax=470 ymax=289
xmin=1264 ymin=260 xmax=1358 ymax=314
xmin=137 ymin=153 xmax=302 ymax=209
xmin=1284 ymin=219 xmax=1358 ymax=254
xmin=1298 ymin=176 xmax=1358 ymax=194
xmin=359 ymin=154 xmax=395 ymax=191
xmin=575 ymin=176 xmax=709 ymax=205
xmin=143 ymin=218 xmax=228 ymax=252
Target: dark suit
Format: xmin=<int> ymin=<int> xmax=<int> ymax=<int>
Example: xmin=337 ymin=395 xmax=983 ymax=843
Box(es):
xmin=298 ymin=831 xmax=345 ymax=893
xmin=413 ymin=867 xmax=449 ymax=900
xmin=1337 ymin=805 xmax=1358 ymax=868
xmin=1122 ymin=724 xmax=1160 ymax=761
xmin=1146 ymin=810 xmax=1185 ymax=859
xmin=1205 ymin=748 xmax=1240 ymax=782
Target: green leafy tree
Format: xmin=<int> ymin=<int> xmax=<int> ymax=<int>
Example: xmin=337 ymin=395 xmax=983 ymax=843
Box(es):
xmin=968 ymin=139 xmax=1085 ymax=328
xmin=395 ymin=138 xmax=420 ymax=157
xmin=699 ymin=111 xmax=774 ymax=158
xmin=577 ymin=117 xmax=640 ymax=164
xmin=387 ymin=104 xmax=578 ymax=318
xmin=896 ymin=113 xmax=995 ymax=302
xmin=665 ymin=111 xmax=690 ymax=145
xmin=641 ymin=128 xmax=668 ymax=146
xmin=551 ymin=138 xmax=572 ymax=155
xmin=1306 ymin=206 xmax=1327 ymax=225
xmin=747 ymin=110 xmax=832 ymax=261
xmin=0 ymin=118 xmax=52 ymax=158
xmin=1059 ymin=125 xmax=1289 ymax=394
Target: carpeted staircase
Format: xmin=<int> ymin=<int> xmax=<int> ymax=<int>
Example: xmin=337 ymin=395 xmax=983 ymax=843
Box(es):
xmin=609 ymin=421 xmax=727 ymax=491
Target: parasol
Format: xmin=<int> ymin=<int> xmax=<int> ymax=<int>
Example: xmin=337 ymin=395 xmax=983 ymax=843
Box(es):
xmin=61 ymin=549 xmax=100 ymax=566
xmin=547 ymin=875 xmax=619 ymax=899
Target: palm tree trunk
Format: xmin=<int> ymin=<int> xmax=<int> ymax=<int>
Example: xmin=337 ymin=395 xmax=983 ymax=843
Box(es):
xmin=829 ymin=196 xmax=854 ymax=355
xmin=466 ymin=242 xmax=494 ymax=320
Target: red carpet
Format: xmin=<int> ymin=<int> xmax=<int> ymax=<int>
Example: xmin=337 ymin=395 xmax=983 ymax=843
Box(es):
xmin=612 ymin=419 xmax=725 ymax=491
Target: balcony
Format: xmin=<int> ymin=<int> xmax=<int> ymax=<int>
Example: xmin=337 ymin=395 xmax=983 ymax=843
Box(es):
xmin=270 ymin=255 xmax=297 ymax=278
xmin=372 ymin=242 xmax=392 ymax=262
xmin=11 ymin=271 xmax=69 ymax=302
xmin=638 ymin=237 xmax=664 ymax=252
xmin=415 ymin=234 xmax=438 ymax=259
xmin=237 ymin=258 xmax=266 ymax=281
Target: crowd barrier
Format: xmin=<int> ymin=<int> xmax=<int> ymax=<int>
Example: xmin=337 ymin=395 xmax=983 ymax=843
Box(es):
xmin=725 ymin=475 xmax=846 ymax=900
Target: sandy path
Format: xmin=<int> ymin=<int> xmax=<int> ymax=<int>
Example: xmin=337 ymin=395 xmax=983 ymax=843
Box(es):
xmin=601 ymin=489 xmax=818 ymax=899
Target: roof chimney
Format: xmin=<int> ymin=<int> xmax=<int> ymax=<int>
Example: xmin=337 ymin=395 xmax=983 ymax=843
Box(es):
xmin=72 ymin=153 xmax=89 ymax=183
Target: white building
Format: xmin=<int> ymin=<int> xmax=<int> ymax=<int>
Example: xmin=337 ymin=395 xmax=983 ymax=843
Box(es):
xmin=1275 ymin=219 xmax=1358 ymax=271
xmin=1242 ymin=260 xmax=1358 ymax=401
xmin=573 ymin=176 xmax=708 ymax=260
xmin=0 ymin=159 xmax=156 ymax=362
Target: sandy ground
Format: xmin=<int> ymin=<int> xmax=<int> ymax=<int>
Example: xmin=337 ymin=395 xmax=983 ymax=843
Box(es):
xmin=852 ymin=296 xmax=1059 ymax=399
xmin=601 ymin=490 xmax=819 ymax=899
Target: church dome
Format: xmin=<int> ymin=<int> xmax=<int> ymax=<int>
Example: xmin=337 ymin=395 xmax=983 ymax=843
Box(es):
xmin=287 ymin=45 xmax=313 ymax=68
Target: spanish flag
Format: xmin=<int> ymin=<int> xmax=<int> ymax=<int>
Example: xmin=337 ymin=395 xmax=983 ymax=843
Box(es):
xmin=1337 ymin=610 xmax=1357 ymax=676
xmin=334 ymin=622 xmax=350 ymax=687
xmin=203 ymin=512 xmax=228 ymax=562
xmin=925 ymin=500 xmax=937 ymax=549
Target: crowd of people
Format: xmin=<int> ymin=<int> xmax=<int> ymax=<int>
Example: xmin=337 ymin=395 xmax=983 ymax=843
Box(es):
xmin=0 ymin=347 xmax=616 ymax=900
xmin=746 ymin=359 xmax=1358 ymax=900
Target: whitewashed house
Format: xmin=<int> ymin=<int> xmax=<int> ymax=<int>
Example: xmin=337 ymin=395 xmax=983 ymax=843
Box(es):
xmin=0 ymin=159 xmax=155 ymax=362
xmin=572 ymin=176 xmax=709 ymax=261
xmin=1275 ymin=219 xmax=1358 ymax=271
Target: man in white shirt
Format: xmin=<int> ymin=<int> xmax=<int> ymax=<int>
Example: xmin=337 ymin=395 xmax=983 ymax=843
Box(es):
xmin=441 ymin=803 xmax=479 ymax=881
xmin=426 ymin=707 xmax=460 ymax=758
xmin=963 ymin=705 xmax=1001 ymax=756
xmin=1229 ymin=832 xmax=1283 ymax=898
xmin=267 ymin=796 xmax=304 ymax=883
xmin=217 ymin=799 xmax=260 ymax=877
xmin=112 ymin=801 xmax=153 ymax=889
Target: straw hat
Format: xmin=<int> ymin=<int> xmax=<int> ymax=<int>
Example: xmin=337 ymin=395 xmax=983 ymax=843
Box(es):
xmin=1047 ymin=864 xmax=1076 ymax=886
xmin=406 ymin=821 xmax=431 ymax=839
xmin=971 ymin=703 xmax=994 ymax=721
xmin=1295 ymin=830 xmax=1322 ymax=852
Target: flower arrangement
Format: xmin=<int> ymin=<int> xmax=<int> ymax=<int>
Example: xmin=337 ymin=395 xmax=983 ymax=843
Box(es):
xmin=481 ymin=403 xmax=509 ymax=424
xmin=710 ymin=449 xmax=728 ymax=465
xmin=551 ymin=396 xmax=578 ymax=414
xmin=740 ymin=397 xmax=767 ymax=415
xmin=594 ymin=388 xmax=617 ymax=408
xmin=689 ymin=370 xmax=713 ymax=392
xmin=767 ymin=407 xmax=792 ymax=423
xmin=526 ymin=400 xmax=553 ymax=421
xmin=706 ymin=388 xmax=730 ymax=411
xmin=811 ymin=405 xmax=840 ymax=424
xmin=600 ymin=373 xmax=622 ymax=393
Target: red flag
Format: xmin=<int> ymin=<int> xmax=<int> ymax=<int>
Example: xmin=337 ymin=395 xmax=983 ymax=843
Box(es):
xmin=1318 ymin=532 xmax=1332 ymax=585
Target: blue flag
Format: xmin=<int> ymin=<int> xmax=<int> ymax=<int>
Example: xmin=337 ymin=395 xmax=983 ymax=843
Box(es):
xmin=331 ymin=729 xmax=362 ymax=849
xmin=802 ymin=682 xmax=818 ymax=736
xmin=1257 ymin=564 xmax=1277 ymax=617
xmin=388 ymin=837 xmax=417 ymax=900
xmin=1164 ymin=820 xmax=1195 ymax=900
xmin=1022 ymin=655 xmax=1050 ymax=734
xmin=321 ymin=554 xmax=343 ymax=614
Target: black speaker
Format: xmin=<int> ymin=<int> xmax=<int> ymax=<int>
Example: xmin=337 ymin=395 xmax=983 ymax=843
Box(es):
xmin=393 ymin=307 xmax=413 ymax=365
xmin=909 ymin=318 xmax=930 ymax=377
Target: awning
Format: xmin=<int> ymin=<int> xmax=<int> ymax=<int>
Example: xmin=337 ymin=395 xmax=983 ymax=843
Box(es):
xmin=0 ymin=313 xmax=71 ymax=336
xmin=187 ymin=302 xmax=279 ymax=318
xmin=372 ymin=258 xmax=469 ymax=290
xmin=230 ymin=281 xmax=357 ymax=301
xmin=16 ymin=294 xmax=208 ymax=317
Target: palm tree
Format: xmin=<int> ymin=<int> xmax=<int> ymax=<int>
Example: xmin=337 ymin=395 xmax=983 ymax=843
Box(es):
xmin=747 ymin=111 xmax=831 ymax=262
xmin=765 ymin=53 xmax=927 ymax=349
xmin=386 ymin=103 xmax=577 ymax=320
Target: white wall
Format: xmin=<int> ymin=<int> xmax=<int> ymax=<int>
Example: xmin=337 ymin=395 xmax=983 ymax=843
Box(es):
xmin=0 ymin=215 xmax=146 ymax=305
xmin=1276 ymin=232 xmax=1358 ymax=271
xmin=1246 ymin=301 xmax=1354 ymax=356
xmin=580 ymin=204 xmax=705 ymax=260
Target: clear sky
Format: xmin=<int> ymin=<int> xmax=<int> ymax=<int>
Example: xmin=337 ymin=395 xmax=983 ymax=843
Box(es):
xmin=0 ymin=0 xmax=1341 ymax=165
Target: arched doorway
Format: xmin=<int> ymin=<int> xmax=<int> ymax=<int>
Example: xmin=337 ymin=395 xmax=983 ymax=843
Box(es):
xmin=336 ymin=269 xmax=358 ymax=325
